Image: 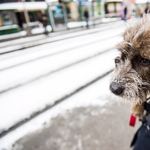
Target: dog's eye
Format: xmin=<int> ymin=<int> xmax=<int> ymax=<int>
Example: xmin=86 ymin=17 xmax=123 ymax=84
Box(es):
xmin=140 ymin=58 xmax=150 ymax=66
xmin=115 ymin=57 xmax=120 ymax=64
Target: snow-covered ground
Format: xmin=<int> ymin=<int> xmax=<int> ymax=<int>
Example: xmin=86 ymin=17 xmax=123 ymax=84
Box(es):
xmin=0 ymin=18 xmax=120 ymax=42
xmin=0 ymin=20 xmax=129 ymax=150
xmin=67 ymin=18 xmax=120 ymax=28
xmin=0 ymin=21 xmax=124 ymax=53
xmin=0 ymin=32 xmax=122 ymax=93
xmin=0 ymin=26 xmax=123 ymax=69
xmin=0 ymin=49 xmax=119 ymax=133
xmin=0 ymin=74 xmax=115 ymax=150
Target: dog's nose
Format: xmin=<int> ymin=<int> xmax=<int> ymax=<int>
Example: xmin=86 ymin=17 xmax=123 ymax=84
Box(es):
xmin=110 ymin=82 xmax=124 ymax=95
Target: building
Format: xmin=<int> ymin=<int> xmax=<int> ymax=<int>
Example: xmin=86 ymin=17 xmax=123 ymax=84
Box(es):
xmin=0 ymin=0 xmax=124 ymax=35
xmin=104 ymin=0 xmax=123 ymax=17
xmin=0 ymin=0 xmax=47 ymax=35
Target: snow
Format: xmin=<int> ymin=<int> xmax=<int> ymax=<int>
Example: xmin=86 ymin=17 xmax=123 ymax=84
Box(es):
xmin=67 ymin=22 xmax=86 ymax=28
xmin=0 ymin=31 xmax=27 ymax=40
xmin=0 ymin=22 xmax=125 ymax=134
xmin=0 ymin=20 xmax=122 ymax=44
xmin=31 ymin=25 xmax=52 ymax=34
xmin=0 ymin=73 xmax=114 ymax=150
xmin=101 ymin=18 xmax=120 ymax=22
xmin=67 ymin=20 xmax=99 ymax=28
xmin=46 ymin=0 xmax=58 ymax=2
xmin=0 ymin=37 xmax=121 ymax=93
xmin=0 ymin=34 xmax=46 ymax=48
xmin=67 ymin=18 xmax=120 ymax=28
xmin=0 ymin=26 xmax=124 ymax=70
xmin=106 ymin=0 xmax=123 ymax=2
xmin=0 ymin=21 xmax=124 ymax=50
xmin=0 ymin=49 xmax=119 ymax=134
xmin=0 ymin=25 xmax=19 ymax=30
xmin=0 ymin=25 xmax=110 ymax=52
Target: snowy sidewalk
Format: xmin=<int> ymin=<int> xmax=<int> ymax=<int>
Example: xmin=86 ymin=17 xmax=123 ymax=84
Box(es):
xmin=0 ymin=21 xmax=124 ymax=54
xmin=0 ymin=18 xmax=121 ymax=43
xmin=0 ymin=49 xmax=118 ymax=135
xmin=0 ymin=74 xmax=141 ymax=150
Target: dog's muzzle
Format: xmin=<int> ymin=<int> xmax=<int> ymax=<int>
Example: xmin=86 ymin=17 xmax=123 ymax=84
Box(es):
xmin=110 ymin=82 xmax=124 ymax=95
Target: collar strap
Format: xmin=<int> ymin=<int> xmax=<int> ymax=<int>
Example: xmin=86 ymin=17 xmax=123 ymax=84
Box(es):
xmin=144 ymin=102 xmax=150 ymax=113
xmin=146 ymin=97 xmax=150 ymax=101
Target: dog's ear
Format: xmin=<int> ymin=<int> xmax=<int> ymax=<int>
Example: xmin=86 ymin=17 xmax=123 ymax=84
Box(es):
xmin=117 ymin=15 xmax=150 ymax=60
xmin=124 ymin=16 xmax=150 ymax=48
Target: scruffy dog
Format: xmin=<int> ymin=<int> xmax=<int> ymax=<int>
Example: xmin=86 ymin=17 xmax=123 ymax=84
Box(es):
xmin=110 ymin=17 xmax=150 ymax=117
xmin=110 ymin=16 xmax=150 ymax=150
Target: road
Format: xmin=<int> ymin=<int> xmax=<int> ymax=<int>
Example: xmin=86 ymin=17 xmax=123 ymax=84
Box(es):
xmin=0 ymin=20 xmax=141 ymax=150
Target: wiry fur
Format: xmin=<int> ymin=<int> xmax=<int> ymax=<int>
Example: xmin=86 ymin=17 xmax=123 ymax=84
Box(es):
xmin=117 ymin=16 xmax=150 ymax=60
xmin=111 ymin=59 xmax=149 ymax=104
xmin=110 ymin=16 xmax=150 ymax=117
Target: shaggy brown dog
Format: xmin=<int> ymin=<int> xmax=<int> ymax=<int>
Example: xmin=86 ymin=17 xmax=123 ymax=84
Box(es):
xmin=110 ymin=16 xmax=150 ymax=118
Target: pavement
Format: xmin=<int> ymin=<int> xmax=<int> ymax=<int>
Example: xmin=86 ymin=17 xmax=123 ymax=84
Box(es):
xmin=12 ymin=93 xmax=141 ymax=150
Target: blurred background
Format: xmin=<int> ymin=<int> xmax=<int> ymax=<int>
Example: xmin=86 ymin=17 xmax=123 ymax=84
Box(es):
xmin=0 ymin=0 xmax=149 ymax=150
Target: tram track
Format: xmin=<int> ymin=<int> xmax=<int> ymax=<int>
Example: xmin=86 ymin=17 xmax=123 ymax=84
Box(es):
xmin=0 ymin=47 xmax=115 ymax=94
xmin=0 ymin=35 xmax=118 ymax=72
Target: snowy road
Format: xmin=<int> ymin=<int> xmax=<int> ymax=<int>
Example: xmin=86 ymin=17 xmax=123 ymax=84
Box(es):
xmin=0 ymin=27 xmax=122 ymax=71
xmin=0 ymin=21 xmax=127 ymax=145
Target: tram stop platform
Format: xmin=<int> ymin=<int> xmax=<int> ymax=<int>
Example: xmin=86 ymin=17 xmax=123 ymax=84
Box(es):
xmin=0 ymin=18 xmax=121 ymax=42
xmin=12 ymin=95 xmax=141 ymax=150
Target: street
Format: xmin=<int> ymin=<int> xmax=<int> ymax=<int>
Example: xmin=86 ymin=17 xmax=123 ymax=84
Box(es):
xmin=0 ymin=20 xmax=141 ymax=150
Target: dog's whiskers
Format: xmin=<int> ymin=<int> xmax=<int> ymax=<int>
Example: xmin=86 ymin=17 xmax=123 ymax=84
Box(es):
xmin=122 ymin=49 xmax=129 ymax=54
xmin=124 ymin=42 xmax=132 ymax=46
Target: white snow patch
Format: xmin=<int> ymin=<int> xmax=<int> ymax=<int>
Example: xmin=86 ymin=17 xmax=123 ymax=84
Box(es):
xmin=31 ymin=25 xmax=52 ymax=34
xmin=0 ymin=49 xmax=118 ymax=132
xmin=0 ymin=74 xmax=113 ymax=150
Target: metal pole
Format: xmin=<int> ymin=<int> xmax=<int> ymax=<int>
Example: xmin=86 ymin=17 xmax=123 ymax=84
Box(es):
xmin=47 ymin=3 xmax=53 ymax=32
xmin=79 ymin=1 xmax=83 ymax=28
xmin=62 ymin=3 xmax=69 ymax=30
xmin=21 ymin=0 xmax=31 ymax=36
xmin=135 ymin=4 xmax=138 ymax=18
xmin=101 ymin=0 xmax=105 ymax=18
xmin=92 ymin=0 xmax=95 ymax=26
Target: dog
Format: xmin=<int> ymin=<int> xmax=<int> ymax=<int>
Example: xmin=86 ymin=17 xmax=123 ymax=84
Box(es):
xmin=109 ymin=16 xmax=150 ymax=150
xmin=110 ymin=16 xmax=150 ymax=118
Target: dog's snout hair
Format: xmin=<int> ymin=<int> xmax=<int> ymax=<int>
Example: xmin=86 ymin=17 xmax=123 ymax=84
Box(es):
xmin=111 ymin=58 xmax=149 ymax=103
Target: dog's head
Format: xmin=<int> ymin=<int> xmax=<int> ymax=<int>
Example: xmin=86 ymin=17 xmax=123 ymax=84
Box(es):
xmin=110 ymin=16 xmax=150 ymax=103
